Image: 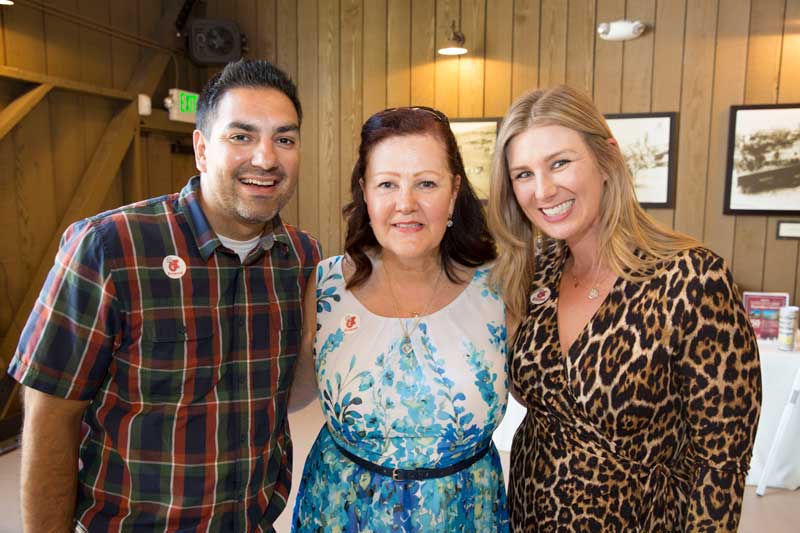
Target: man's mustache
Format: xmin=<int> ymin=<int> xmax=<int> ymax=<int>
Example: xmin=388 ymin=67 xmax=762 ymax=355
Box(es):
xmin=234 ymin=166 xmax=286 ymax=180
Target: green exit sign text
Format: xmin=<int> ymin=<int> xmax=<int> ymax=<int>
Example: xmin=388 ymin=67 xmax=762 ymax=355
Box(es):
xmin=167 ymin=88 xmax=199 ymax=124
xmin=179 ymin=91 xmax=198 ymax=114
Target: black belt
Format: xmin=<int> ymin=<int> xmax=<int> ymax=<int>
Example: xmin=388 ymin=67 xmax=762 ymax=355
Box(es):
xmin=333 ymin=439 xmax=492 ymax=481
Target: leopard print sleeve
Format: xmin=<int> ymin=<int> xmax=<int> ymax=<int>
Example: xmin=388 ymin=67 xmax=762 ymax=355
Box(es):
xmin=674 ymin=248 xmax=761 ymax=532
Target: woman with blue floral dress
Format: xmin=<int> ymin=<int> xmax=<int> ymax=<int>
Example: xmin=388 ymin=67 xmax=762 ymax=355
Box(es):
xmin=291 ymin=106 xmax=509 ymax=532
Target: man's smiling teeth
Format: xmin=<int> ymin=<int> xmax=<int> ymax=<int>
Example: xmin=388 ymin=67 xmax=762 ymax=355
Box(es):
xmin=241 ymin=178 xmax=276 ymax=187
xmin=541 ymin=199 xmax=574 ymax=216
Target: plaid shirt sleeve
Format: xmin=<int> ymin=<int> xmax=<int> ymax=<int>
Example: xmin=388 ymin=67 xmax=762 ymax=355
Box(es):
xmin=9 ymin=218 xmax=121 ymax=401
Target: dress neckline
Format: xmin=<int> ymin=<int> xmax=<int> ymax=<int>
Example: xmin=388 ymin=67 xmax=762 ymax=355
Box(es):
xmin=338 ymin=256 xmax=484 ymax=321
xmin=551 ymin=248 xmax=623 ymax=361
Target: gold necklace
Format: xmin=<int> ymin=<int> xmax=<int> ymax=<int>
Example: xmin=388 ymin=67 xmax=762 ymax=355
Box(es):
xmin=382 ymin=261 xmax=443 ymax=355
xmin=568 ymin=260 xmax=603 ymax=300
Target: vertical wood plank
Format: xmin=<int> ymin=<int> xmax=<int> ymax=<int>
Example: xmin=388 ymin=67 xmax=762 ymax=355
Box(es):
xmin=434 ymin=0 xmax=460 ymax=116
xmin=784 ymin=0 xmax=800 ymax=303
xmin=763 ymin=0 xmax=799 ymax=299
xmin=703 ymin=0 xmax=749 ymax=260
xmin=593 ymin=0 xmax=624 ymax=112
xmin=565 ymin=0 xmax=595 ymax=95
xmin=236 ymin=0 xmax=258 ymax=59
xmin=319 ymin=0 xmax=341 ymax=254
xmin=297 ymin=0 xmax=319 ymax=241
xmin=457 ymin=0 xmax=486 ymax=118
xmin=647 ymin=0 xmax=686 ymax=229
xmin=511 ymin=0 xmax=540 ymax=101
xmin=78 ymin=0 xmax=120 ymax=214
xmin=256 ymin=0 xmax=278 ymax=63
xmin=410 ymin=0 xmax=436 ymax=106
xmin=732 ymin=0 xmax=784 ymax=291
xmin=621 ymin=0 xmax=654 ymax=113
xmin=43 ymin=0 xmax=85 ymax=221
xmin=3 ymin=3 xmax=46 ymax=72
xmin=5 ymin=5 xmax=54 ymax=326
xmin=0 ymin=88 xmax=23 ymax=337
xmin=146 ymin=134 xmax=173 ymax=198
xmin=363 ymin=0 xmax=388 ymax=117
xmin=538 ymin=0 xmax=567 ymax=88
xmin=341 ymin=0 xmax=363 ymax=248
xmin=673 ymin=0 xmax=717 ymax=241
xmin=13 ymin=103 xmax=57 ymax=296
xmin=484 ymin=0 xmax=513 ymax=116
xmin=276 ymin=0 xmax=299 ymax=226
xmin=110 ymin=1 xmax=140 ymax=90
xmin=387 ymin=0 xmax=412 ymax=107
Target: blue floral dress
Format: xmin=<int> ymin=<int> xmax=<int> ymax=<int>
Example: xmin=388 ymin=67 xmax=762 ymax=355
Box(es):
xmin=292 ymin=256 xmax=509 ymax=532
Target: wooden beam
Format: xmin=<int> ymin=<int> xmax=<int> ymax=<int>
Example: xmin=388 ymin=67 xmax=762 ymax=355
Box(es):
xmin=126 ymin=51 xmax=171 ymax=96
xmin=139 ymin=109 xmax=195 ymax=135
xmin=0 ymin=83 xmax=52 ymax=141
xmin=0 ymin=65 xmax=134 ymax=101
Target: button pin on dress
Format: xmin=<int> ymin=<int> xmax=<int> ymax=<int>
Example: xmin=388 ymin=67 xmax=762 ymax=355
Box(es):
xmin=529 ymin=287 xmax=551 ymax=305
xmin=341 ymin=313 xmax=361 ymax=333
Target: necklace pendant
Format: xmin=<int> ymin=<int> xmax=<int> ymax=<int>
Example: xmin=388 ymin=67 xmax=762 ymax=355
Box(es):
xmin=588 ymin=287 xmax=600 ymax=299
xmin=401 ymin=337 xmax=414 ymax=354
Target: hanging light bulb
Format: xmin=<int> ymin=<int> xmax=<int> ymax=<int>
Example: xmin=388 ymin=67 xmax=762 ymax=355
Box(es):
xmin=438 ymin=20 xmax=467 ymax=56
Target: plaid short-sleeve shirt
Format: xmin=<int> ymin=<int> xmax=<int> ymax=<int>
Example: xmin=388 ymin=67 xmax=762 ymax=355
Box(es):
xmin=9 ymin=177 xmax=321 ymax=532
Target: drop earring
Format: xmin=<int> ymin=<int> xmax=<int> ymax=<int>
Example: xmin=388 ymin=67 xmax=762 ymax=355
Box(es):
xmin=446 ymin=218 xmax=454 ymax=228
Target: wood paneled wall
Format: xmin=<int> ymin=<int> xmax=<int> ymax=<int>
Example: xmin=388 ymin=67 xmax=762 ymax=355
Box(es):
xmin=217 ymin=0 xmax=800 ymax=304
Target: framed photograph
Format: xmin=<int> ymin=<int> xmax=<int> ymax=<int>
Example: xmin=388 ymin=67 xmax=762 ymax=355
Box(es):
xmin=742 ymin=291 xmax=790 ymax=341
xmin=724 ymin=103 xmax=800 ymax=215
xmin=449 ymin=118 xmax=501 ymax=201
xmin=605 ymin=112 xmax=677 ymax=208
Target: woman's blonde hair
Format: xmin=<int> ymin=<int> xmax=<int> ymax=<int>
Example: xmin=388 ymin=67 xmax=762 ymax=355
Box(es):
xmin=488 ymin=85 xmax=698 ymax=331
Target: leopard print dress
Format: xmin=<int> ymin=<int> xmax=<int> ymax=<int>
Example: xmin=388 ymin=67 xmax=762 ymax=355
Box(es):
xmin=509 ymin=244 xmax=761 ymax=532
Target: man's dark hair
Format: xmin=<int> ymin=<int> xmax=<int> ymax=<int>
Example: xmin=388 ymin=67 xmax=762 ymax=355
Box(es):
xmin=343 ymin=107 xmax=496 ymax=289
xmin=196 ymin=59 xmax=302 ymax=134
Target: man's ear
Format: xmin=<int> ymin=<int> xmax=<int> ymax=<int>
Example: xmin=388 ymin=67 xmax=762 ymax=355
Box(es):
xmin=193 ymin=129 xmax=208 ymax=173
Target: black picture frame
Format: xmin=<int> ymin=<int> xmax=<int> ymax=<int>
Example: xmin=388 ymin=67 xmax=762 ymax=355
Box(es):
xmin=605 ymin=112 xmax=678 ymax=209
xmin=449 ymin=117 xmax=502 ymax=202
xmin=724 ymin=103 xmax=800 ymax=216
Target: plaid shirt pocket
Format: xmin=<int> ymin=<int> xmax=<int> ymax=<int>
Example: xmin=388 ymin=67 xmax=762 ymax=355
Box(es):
xmin=135 ymin=309 xmax=218 ymax=404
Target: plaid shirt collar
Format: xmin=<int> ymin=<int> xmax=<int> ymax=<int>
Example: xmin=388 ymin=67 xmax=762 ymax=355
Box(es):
xmin=178 ymin=175 xmax=292 ymax=262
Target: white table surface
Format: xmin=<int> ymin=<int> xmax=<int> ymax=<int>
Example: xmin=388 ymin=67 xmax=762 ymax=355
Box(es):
xmin=492 ymin=341 xmax=800 ymax=490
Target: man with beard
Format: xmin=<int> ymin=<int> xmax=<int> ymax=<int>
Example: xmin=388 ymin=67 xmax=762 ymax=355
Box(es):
xmin=8 ymin=59 xmax=321 ymax=532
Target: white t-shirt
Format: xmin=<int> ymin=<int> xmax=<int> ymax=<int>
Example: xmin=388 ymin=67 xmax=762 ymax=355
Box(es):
xmin=217 ymin=233 xmax=261 ymax=262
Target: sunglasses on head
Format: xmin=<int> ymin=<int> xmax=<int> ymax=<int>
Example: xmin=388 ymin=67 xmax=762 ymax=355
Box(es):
xmin=375 ymin=106 xmax=449 ymax=124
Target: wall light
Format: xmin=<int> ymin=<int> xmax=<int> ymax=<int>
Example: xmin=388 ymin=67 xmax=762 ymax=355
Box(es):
xmin=438 ymin=20 xmax=467 ymax=56
xmin=597 ymin=19 xmax=646 ymax=41
xmin=0 ymin=1 xmax=14 ymax=5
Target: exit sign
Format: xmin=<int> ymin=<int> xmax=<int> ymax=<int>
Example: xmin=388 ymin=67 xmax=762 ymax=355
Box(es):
xmin=166 ymin=88 xmax=199 ymax=124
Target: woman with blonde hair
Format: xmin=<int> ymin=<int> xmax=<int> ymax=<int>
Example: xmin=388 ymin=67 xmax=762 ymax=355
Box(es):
xmin=489 ymin=85 xmax=761 ymax=531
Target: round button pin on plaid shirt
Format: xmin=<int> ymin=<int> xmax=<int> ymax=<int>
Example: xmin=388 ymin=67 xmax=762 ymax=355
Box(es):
xmin=162 ymin=255 xmax=187 ymax=279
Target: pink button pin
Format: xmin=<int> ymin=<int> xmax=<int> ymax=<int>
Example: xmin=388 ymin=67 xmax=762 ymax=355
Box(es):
xmin=341 ymin=313 xmax=360 ymax=333
xmin=529 ymin=287 xmax=551 ymax=305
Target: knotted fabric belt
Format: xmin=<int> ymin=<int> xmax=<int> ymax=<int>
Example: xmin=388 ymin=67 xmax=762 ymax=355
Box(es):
xmin=333 ymin=439 xmax=492 ymax=481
